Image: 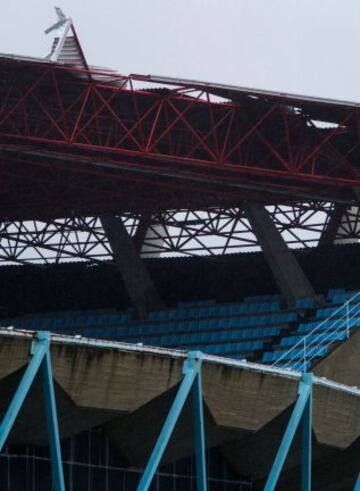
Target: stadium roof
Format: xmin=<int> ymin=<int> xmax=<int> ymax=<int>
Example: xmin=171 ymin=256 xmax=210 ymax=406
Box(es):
xmin=1 ymin=50 xmax=360 ymax=121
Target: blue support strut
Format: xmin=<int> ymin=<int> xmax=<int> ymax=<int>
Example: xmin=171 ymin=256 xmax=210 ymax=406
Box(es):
xmin=301 ymin=373 xmax=312 ymax=491
xmin=354 ymin=474 xmax=360 ymax=491
xmin=192 ymin=363 xmax=207 ymax=491
xmin=264 ymin=373 xmax=313 ymax=491
xmin=40 ymin=333 xmax=66 ymax=491
xmin=137 ymin=351 xmax=207 ymax=491
xmin=0 ymin=332 xmax=65 ymax=491
xmin=0 ymin=332 xmax=48 ymax=449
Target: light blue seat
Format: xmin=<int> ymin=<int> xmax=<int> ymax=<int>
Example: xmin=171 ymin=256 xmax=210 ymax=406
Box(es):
xmin=295 ymin=298 xmax=315 ymax=309
xmin=262 ymin=346 xmax=328 ymax=363
xmin=332 ymin=291 xmax=360 ymax=304
xmin=280 ymin=331 xmax=347 ymax=347
xmin=326 ymin=288 xmax=346 ymax=301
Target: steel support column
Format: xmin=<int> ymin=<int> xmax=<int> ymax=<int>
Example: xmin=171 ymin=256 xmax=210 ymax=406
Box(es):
xmin=136 ymin=351 xmax=207 ymax=491
xmin=100 ymin=215 xmax=163 ymax=318
xmin=264 ymin=373 xmax=313 ymax=491
xmin=0 ymin=331 xmax=65 ymax=491
xmin=244 ymin=203 xmax=315 ymax=305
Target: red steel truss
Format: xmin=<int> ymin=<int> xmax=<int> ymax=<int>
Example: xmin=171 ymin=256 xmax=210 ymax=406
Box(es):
xmin=0 ymin=57 xmax=359 ymax=223
xmin=0 ymin=53 xmax=359 ymax=264
xmin=0 ymin=203 xmax=359 ymax=264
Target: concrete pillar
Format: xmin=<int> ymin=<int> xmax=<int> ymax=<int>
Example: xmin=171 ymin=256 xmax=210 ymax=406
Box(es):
xmin=320 ymin=190 xmax=360 ymax=246
xmin=244 ymin=203 xmax=316 ymax=305
xmin=318 ymin=204 xmax=348 ymax=246
xmin=100 ymin=215 xmax=163 ymax=318
xmin=132 ymin=211 xmax=152 ymax=252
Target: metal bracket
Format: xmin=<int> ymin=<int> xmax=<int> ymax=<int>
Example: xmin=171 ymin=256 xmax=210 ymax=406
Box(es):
xmin=0 ymin=331 xmax=65 ymax=491
xmin=137 ymin=351 xmax=207 ymax=491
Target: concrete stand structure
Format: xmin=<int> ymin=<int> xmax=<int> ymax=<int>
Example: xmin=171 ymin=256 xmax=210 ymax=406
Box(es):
xmin=0 ymin=329 xmax=359 ymax=490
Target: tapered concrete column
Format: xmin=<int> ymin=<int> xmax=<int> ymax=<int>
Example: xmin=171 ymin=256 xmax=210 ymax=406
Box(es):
xmin=100 ymin=215 xmax=163 ymax=318
xmin=133 ymin=212 xmax=152 ymax=252
xmin=244 ymin=203 xmax=315 ymax=305
xmin=320 ymin=190 xmax=360 ymax=246
xmin=318 ymin=204 xmax=347 ymax=246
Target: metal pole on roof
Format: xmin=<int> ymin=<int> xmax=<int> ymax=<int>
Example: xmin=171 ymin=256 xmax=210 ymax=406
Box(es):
xmin=44 ymin=7 xmax=72 ymax=63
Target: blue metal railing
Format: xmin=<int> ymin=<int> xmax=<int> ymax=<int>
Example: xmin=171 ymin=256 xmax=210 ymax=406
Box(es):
xmin=272 ymin=291 xmax=360 ymax=371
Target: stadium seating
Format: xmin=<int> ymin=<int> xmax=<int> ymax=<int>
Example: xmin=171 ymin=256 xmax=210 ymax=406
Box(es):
xmin=6 ymin=289 xmax=360 ymax=369
xmin=7 ymin=298 xmax=297 ymax=360
xmin=261 ymin=289 xmax=360 ymax=370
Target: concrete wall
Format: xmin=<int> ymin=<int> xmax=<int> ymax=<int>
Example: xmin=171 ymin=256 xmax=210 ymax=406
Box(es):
xmin=0 ymin=331 xmax=359 ymax=490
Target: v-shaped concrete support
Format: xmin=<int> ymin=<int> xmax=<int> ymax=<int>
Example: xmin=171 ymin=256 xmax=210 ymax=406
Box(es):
xmin=0 ymin=332 xmax=65 ymax=491
xmin=137 ymin=351 xmax=207 ymax=491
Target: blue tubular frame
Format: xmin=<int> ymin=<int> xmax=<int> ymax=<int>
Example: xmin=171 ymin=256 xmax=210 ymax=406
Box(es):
xmin=137 ymin=351 xmax=207 ymax=491
xmin=264 ymin=373 xmax=313 ymax=491
xmin=354 ymin=474 xmax=360 ymax=491
xmin=0 ymin=332 xmax=65 ymax=491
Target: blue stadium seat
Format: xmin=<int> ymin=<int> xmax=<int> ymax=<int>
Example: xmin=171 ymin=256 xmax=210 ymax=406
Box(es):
xmin=261 ymin=346 xmax=328 ymax=363
xmin=12 ymin=291 xmax=357 ymax=369
xmin=295 ymin=298 xmax=315 ymax=309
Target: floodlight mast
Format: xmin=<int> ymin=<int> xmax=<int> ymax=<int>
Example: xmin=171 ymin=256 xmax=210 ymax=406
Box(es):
xmin=45 ymin=7 xmax=73 ymax=62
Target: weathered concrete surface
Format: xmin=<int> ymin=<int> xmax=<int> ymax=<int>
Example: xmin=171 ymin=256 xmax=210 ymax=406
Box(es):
xmin=221 ymin=396 xmax=360 ymax=486
xmin=0 ymin=335 xmax=30 ymax=379
xmin=105 ymin=383 xmax=244 ymax=465
xmin=0 ymin=366 xmax=120 ymax=445
xmin=220 ymin=405 xmax=297 ymax=479
xmin=0 ymin=331 xmax=359 ymax=462
xmin=220 ymin=405 xmax=327 ymax=482
xmin=51 ymin=341 xmax=184 ymax=411
xmin=313 ymin=382 xmax=360 ymax=448
xmin=269 ymin=437 xmax=360 ymax=491
xmin=315 ymin=328 xmax=360 ymax=387
xmin=201 ymin=361 xmax=298 ymax=430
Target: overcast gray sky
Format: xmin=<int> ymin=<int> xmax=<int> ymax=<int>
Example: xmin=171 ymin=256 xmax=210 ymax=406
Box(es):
xmin=1 ymin=1 xmax=360 ymax=101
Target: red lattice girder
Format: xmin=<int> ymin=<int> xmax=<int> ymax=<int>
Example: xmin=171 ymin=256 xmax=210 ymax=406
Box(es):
xmin=0 ymin=58 xmax=359 ymax=221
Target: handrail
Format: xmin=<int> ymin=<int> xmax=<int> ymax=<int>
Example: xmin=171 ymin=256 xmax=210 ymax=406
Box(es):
xmin=272 ymin=291 xmax=360 ymax=371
